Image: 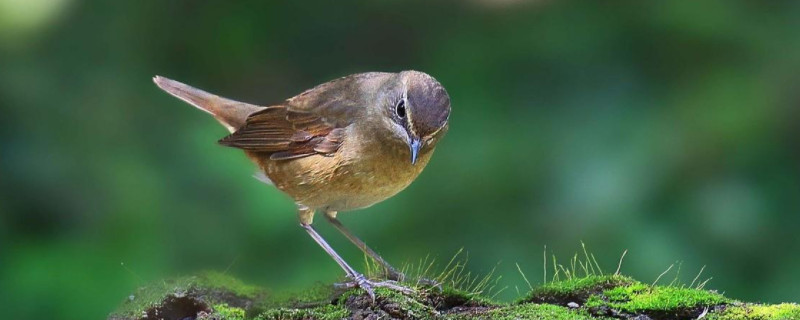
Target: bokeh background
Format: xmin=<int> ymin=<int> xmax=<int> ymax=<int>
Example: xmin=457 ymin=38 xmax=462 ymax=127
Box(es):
xmin=2 ymin=1 xmax=800 ymax=319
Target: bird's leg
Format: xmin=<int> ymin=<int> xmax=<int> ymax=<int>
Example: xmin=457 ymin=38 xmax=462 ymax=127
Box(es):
xmin=324 ymin=211 xmax=443 ymax=289
xmin=298 ymin=207 xmax=414 ymax=301
xmin=324 ymin=211 xmax=404 ymax=281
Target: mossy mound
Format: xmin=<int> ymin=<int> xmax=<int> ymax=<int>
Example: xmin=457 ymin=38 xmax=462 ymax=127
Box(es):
xmin=109 ymin=273 xmax=799 ymax=320
xmin=108 ymin=271 xmax=267 ymax=320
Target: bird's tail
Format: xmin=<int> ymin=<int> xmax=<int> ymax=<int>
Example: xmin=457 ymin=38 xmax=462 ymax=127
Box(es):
xmin=153 ymin=76 xmax=264 ymax=133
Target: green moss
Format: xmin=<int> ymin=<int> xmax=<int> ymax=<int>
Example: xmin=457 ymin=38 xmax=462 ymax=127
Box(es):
xmin=446 ymin=303 xmax=602 ymax=320
xmin=435 ymin=286 xmax=500 ymax=308
xmin=256 ymin=304 xmax=349 ymax=320
xmin=585 ymin=282 xmax=728 ymax=313
xmin=110 ymin=271 xmax=798 ymax=320
xmin=109 ymin=271 xmax=267 ymax=319
xmin=524 ymin=274 xmax=632 ymax=303
xmin=199 ymin=271 xmax=263 ymax=299
xmin=344 ymin=287 xmax=438 ymax=318
xmin=212 ymin=304 xmax=246 ymax=320
xmin=111 ymin=275 xmax=197 ymax=318
xmin=267 ymin=283 xmax=336 ymax=309
xmin=257 ymin=287 xmax=441 ymax=320
xmin=706 ymin=303 xmax=800 ymax=320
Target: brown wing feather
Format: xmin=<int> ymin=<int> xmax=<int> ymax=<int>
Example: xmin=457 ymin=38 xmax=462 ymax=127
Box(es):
xmin=218 ymin=72 xmax=397 ymax=160
xmin=218 ymin=105 xmax=346 ymax=160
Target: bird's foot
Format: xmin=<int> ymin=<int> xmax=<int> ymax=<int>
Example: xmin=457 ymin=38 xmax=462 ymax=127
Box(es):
xmin=334 ymin=273 xmax=415 ymax=302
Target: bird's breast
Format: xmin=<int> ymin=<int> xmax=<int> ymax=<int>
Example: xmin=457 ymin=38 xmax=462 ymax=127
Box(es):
xmin=251 ymin=129 xmax=434 ymax=212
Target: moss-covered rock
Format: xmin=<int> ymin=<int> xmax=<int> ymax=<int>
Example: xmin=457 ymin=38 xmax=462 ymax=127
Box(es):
xmin=706 ymin=303 xmax=800 ymax=320
xmin=524 ymin=274 xmax=634 ymax=305
xmin=108 ymin=271 xmax=267 ymax=320
xmin=109 ymin=273 xmax=799 ymax=320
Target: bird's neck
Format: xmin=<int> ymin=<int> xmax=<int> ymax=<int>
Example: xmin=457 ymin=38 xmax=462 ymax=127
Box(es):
xmin=350 ymin=117 xmax=431 ymax=166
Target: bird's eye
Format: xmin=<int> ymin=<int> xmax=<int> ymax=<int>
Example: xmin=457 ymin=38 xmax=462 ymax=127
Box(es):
xmin=396 ymin=99 xmax=406 ymax=118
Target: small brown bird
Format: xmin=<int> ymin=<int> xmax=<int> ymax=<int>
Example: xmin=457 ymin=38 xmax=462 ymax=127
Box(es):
xmin=153 ymin=71 xmax=450 ymax=298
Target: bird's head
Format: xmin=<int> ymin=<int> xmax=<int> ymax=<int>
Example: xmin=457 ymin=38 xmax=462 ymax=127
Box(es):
xmin=380 ymin=71 xmax=450 ymax=164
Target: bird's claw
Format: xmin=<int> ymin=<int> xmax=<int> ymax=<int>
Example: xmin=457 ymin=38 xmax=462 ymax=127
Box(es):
xmin=352 ymin=273 xmax=376 ymax=301
xmin=335 ymin=273 xmax=415 ymax=302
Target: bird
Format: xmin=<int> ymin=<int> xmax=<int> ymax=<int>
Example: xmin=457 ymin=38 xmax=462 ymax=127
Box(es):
xmin=153 ymin=71 xmax=450 ymax=299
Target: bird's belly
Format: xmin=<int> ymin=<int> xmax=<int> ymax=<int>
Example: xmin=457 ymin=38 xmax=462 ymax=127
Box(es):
xmin=252 ymin=147 xmax=433 ymax=212
xmin=319 ymin=169 xmax=413 ymax=211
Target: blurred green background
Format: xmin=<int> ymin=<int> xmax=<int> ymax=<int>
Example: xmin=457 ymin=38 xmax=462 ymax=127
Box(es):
xmin=2 ymin=1 xmax=800 ymax=319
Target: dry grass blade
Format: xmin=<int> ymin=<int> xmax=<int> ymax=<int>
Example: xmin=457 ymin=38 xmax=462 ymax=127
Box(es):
xmin=669 ymin=262 xmax=682 ymax=287
xmin=690 ymin=265 xmax=706 ymax=289
xmin=581 ymin=242 xmax=596 ymax=276
xmin=652 ymin=263 xmax=675 ymax=287
xmin=516 ymin=263 xmax=533 ymax=291
xmin=615 ymin=249 xmax=628 ymax=275
xmin=543 ymin=245 xmax=547 ymax=285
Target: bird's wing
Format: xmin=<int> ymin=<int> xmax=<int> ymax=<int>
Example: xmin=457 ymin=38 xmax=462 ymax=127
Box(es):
xmin=219 ymin=72 xmax=394 ymax=160
xmin=218 ymin=105 xmax=348 ymax=160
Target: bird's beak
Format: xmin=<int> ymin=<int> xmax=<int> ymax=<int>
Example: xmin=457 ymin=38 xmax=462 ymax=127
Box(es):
xmin=409 ymin=137 xmax=422 ymax=165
